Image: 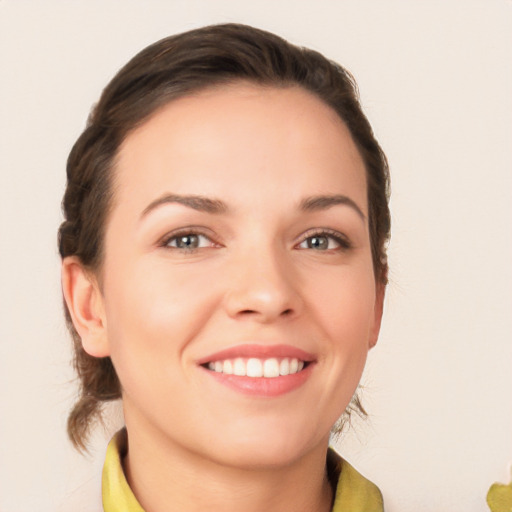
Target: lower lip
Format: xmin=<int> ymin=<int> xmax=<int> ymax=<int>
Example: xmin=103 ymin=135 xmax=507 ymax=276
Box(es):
xmin=200 ymin=364 xmax=314 ymax=397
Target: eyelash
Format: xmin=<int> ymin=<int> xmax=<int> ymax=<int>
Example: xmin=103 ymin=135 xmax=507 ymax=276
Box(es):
xmin=159 ymin=228 xmax=218 ymax=252
xmin=297 ymin=228 xmax=352 ymax=252
xmin=159 ymin=228 xmax=351 ymax=253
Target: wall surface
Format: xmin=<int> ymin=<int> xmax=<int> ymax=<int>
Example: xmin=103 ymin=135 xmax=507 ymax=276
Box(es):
xmin=1 ymin=1 xmax=511 ymax=511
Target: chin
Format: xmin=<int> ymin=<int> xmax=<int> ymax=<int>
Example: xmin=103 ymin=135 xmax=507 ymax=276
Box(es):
xmin=215 ymin=444 xmax=304 ymax=470
xmin=204 ymin=422 xmax=328 ymax=470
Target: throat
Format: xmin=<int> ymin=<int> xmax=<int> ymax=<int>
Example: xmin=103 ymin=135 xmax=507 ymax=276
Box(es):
xmin=121 ymin=426 xmax=333 ymax=512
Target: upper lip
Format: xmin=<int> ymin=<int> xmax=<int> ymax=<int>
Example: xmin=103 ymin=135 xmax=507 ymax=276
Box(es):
xmin=196 ymin=344 xmax=316 ymax=365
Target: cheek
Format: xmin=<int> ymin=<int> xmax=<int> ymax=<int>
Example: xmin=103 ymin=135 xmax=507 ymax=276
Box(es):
xmin=302 ymin=263 xmax=376 ymax=389
xmin=295 ymin=266 xmax=376 ymax=429
xmin=307 ymin=265 xmax=376 ymax=337
xmin=102 ymin=258 xmax=221 ymax=381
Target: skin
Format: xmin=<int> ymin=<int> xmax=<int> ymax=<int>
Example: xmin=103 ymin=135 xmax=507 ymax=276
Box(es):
xmin=62 ymin=83 xmax=384 ymax=512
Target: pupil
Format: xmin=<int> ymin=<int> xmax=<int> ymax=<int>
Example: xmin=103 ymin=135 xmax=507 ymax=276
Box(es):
xmin=178 ymin=234 xmax=198 ymax=248
xmin=309 ymin=236 xmax=328 ymax=250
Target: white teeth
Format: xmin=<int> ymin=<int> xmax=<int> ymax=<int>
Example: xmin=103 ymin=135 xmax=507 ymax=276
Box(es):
xmin=263 ymin=358 xmax=280 ymax=378
xmin=279 ymin=358 xmax=290 ymax=376
xmin=206 ymin=357 xmax=306 ymax=378
xmin=246 ymin=358 xmax=263 ymax=377
xmin=233 ymin=358 xmax=246 ymax=376
xmin=223 ymin=360 xmax=233 ymax=375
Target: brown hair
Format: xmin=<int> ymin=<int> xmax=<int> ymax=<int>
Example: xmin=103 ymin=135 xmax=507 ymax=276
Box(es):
xmin=59 ymin=23 xmax=390 ymax=451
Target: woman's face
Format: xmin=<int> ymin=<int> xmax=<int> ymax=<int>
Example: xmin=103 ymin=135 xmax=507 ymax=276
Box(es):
xmin=95 ymin=83 xmax=383 ymax=467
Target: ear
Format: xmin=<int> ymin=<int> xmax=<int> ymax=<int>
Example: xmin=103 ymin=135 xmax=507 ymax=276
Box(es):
xmin=368 ymin=282 xmax=385 ymax=349
xmin=61 ymin=256 xmax=110 ymax=357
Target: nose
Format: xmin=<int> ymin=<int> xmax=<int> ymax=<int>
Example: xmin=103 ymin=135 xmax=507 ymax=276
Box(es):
xmin=223 ymin=246 xmax=302 ymax=323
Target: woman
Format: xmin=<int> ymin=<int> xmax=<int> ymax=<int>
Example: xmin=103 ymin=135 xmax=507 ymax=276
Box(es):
xmin=59 ymin=23 xmax=390 ymax=512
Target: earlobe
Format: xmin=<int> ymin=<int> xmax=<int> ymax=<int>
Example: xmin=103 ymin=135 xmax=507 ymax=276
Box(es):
xmin=369 ymin=283 xmax=385 ymax=349
xmin=61 ymin=257 xmax=110 ymax=357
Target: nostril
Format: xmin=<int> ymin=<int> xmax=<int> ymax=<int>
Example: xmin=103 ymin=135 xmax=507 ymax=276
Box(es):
xmin=237 ymin=308 xmax=293 ymax=318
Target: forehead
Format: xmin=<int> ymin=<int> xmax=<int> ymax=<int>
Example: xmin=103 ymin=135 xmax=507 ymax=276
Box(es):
xmin=114 ymin=82 xmax=367 ymax=213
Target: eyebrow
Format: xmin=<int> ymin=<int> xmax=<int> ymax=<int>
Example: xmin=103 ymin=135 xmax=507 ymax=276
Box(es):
xmin=141 ymin=194 xmax=228 ymax=218
xmin=300 ymin=195 xmax=366 ymax=220
xmin=140 ymin=192 xmax=365 ymax=220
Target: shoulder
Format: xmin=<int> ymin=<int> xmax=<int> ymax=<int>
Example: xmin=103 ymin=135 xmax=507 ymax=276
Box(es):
xmin=328 ymin=448 xmax=384 ymax=512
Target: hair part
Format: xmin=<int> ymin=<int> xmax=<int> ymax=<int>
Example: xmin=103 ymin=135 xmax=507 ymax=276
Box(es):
xmin=59 ymin=22 xmax=390 ymax=450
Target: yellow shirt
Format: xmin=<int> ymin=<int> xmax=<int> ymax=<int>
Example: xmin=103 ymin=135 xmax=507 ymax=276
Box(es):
xmin=102 ymin=429 xmax=383 ymax=512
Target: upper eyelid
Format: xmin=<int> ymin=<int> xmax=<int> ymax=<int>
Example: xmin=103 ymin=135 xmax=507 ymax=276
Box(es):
xmin=156 ymin=226 xmax=350 ymax=247
xmin=296 ymin=228 xmax=350 ymax=243
xmin=158 ymin=226 xmax=217 ymax=246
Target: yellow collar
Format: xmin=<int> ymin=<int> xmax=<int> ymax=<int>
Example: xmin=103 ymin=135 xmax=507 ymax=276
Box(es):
xmin=102 ymin=429 xmax=383 ymax=512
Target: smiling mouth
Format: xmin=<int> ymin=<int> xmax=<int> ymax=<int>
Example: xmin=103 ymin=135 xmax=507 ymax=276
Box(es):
xmin=198 ymin=345 xmax=315 ymax=396
xmin=203 ymin=357 xmax=309 ymax=378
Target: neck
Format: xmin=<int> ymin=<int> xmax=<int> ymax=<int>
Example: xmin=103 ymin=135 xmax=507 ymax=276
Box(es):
xmin=123 ymin=422 xmax=333 ymax=512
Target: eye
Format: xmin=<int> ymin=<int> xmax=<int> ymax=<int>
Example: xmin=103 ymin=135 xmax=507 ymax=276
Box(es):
xmin=162 ymin=231 xmax=216 ymax=251
xmin=297 ymin=230 xmax=351 ymax=251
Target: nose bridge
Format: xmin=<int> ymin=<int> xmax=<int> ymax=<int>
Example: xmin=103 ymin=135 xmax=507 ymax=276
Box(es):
xmin=224 ymin=236 xmax=300 ymax=321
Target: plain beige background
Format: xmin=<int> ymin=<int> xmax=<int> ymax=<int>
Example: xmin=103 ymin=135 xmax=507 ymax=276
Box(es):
xmin=1 ymin=1 xmax=511 ymax=511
